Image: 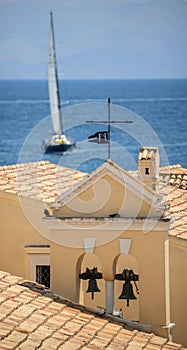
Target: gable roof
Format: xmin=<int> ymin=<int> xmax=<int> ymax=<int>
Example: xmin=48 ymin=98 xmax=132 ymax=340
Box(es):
xmin=0 ymin=270 xmax=185 ymax=350
xmin=52 ymin=159 xmax=161 ymax=210
xmin=0 ymin=160 xmax=186 ymax=240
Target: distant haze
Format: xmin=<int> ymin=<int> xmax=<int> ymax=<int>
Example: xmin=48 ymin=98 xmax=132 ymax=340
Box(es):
xmin=0 ymin=0 xmax=187 ymax=79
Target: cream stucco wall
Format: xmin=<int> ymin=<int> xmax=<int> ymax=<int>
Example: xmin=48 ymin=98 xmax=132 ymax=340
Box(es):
xmin=53 ymin=174 xmax=161 ymax=219
xmin=0 ymin=191 xmax=51 ymax=278
xmin=0 ymin=174 xmax=187 ymax=346
xmin=48 ymin=225 xmax=170 ymax=331
xmin=169 ymin=237 xmax=187 ymax=346
xmin=49 ymin=171 xmax=170 ymax=332
xmin=0 ymin=188 xmax=170 ymax=333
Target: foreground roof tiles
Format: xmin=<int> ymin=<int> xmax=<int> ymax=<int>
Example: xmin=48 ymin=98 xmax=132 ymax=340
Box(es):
xmin=0 ymin=161 xmax=87 ymax=204
xmin=0 ymin=271 xmax=185 ymax=350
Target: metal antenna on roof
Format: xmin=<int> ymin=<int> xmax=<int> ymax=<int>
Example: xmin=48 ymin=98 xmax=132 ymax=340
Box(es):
xmin=87 ymin=98 xmax=133 ymax=160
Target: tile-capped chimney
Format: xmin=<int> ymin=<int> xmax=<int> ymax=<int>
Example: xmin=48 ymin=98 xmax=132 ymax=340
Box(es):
xmin=138 ymin=147 xmax=159 ymax=192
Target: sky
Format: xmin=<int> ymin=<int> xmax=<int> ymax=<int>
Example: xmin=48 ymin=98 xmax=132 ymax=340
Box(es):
xmin=0 ymin=0 xmax=187 ymax=80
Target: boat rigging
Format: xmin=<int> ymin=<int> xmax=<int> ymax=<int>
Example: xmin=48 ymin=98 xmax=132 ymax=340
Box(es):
xmin=43 ymin=12 xmax=75 ymax=153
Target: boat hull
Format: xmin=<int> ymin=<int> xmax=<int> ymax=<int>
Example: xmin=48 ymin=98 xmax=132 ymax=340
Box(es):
xmin=44 ymin=142 xmax=75 ymax=153
xmin=43 ymin=134 xmax=75 ymax=153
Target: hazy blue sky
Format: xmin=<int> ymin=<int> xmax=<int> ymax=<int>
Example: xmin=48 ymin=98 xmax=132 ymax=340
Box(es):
xmin=0 ymin=0 xmax=187 ymax=79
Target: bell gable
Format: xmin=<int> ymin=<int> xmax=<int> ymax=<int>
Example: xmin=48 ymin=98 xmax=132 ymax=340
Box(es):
xmin=51 ymin=160 xmax=164 ymax=219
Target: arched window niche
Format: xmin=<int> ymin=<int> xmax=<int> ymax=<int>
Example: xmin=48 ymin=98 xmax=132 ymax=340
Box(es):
xmin=77 ymin=253 xmax=105 ymax=310
xmin=113 ymin=253 xmax=139 ymax=321
xmin=77 ymin=252 xmax=139 ymax=319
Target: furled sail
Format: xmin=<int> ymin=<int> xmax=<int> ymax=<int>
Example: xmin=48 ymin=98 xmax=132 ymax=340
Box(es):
xmin=48 ymin=12 xmax=62 ymax=135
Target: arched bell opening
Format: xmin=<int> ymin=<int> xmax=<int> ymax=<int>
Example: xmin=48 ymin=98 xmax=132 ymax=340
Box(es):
xmin=113 ymin=253 xmax=139 ymax=321
xmin=77 ymin=253 xmax=105 ymax=310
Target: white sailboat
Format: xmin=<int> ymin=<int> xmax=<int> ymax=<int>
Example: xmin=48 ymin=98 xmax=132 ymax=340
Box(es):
xmin=43 ymin=12 xmax=75 ymax=153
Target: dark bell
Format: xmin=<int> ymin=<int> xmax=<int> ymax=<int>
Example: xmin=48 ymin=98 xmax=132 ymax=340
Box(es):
xmin=119 ymin=281 xmax=136 ymax=306
xmin=86 ymin=279 xmax=100 ymax=300
xmin=86 ymin=279 xmax=100 ymax=293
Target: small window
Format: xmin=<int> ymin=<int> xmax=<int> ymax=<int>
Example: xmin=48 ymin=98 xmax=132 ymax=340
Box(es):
xmin=36 ymin=265 xmax=50 ymax=288
xmin=145 ymin=167 xmax=150 ymax=175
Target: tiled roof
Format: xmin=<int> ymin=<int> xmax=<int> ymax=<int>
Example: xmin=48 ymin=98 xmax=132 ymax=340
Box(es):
xmin=0 ymin=270 xmax=185 ymax=350
xmin=0 ymin=161 xmax=87 ymax=204
xmin=160 ymin=165 xmax=187 ymax=190
xmin=159 ymin=166 xmax=187 ymax=240
xmin=168 ymin=187 xmax=187 ymax=240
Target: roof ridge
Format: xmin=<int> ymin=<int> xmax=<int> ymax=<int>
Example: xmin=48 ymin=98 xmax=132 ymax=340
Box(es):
xmin=160 ymin=164 xmax=187 ymax=173
xmin=106 ymin=159 xmax=162 ymax=196
xmin=53 ymin=158 xmax=161 ymax=208
xmin=0 ymin=160 xmax=51 ymax=170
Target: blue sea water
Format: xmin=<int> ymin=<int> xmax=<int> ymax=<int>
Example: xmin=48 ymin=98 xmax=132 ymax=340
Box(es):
xmin=0 ymin=79 xmax=186 ymax=173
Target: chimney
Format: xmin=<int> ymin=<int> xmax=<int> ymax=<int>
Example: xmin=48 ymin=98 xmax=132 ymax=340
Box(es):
xmin=138 ymin=147 xmax=159 ymax=192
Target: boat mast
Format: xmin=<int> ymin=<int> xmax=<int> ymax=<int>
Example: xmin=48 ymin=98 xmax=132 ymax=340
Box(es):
xmin=108 ymin=97 xmax=111 ymax=159
xmin=48 ymin=12 xmax=63 ymax=135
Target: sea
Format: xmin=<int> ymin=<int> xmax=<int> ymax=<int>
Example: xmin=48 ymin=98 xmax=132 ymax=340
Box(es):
xmin=0 ymin=79 xmax=186 ymax=173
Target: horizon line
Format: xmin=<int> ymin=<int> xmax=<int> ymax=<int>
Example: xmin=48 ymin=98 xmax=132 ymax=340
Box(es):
xmin=0 ymin=77 xmax=187 ymax=81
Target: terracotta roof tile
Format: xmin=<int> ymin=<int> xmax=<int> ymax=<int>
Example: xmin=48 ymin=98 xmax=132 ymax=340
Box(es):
xmin=0 ymin=161 xmax=87 ymax=204
xmin=167 ymin=188 xmax=187 ymax=239
xmin=0 ymin=271 xmax=186 ymax=350
xmin=160 ymin=166 xmax=187 ymax=190
xmin=159 ymin=165 xmax=187 ymax=240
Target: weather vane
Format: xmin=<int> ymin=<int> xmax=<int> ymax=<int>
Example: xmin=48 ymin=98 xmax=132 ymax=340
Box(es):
xmin=87 ymin=98 xmax=133 ymax=159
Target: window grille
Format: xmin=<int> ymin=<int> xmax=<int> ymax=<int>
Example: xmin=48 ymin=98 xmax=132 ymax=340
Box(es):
xmin=36 ymin=265 xmax=50 ymax=288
